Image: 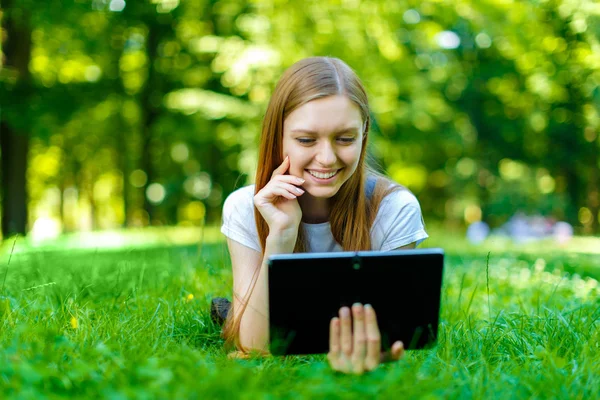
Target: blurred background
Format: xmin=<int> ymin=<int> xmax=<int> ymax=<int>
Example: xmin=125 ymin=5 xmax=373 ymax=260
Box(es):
xmin=1 ymin=0 xmax=599 ymax=242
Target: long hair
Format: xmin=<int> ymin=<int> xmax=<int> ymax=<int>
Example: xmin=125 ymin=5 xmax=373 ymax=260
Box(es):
xmin=222 ymin=57 xmax=402 ymax=351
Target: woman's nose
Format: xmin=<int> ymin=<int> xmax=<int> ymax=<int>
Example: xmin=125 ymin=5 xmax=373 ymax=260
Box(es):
xmin=315 ymin=142 xmax=337 ymax=166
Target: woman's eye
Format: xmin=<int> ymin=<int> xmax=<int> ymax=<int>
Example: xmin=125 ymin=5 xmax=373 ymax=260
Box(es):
xmin=296 ymin=137 xmax=355 ymax=144
xmin=297 ymin=138 xmax=314 ymax=144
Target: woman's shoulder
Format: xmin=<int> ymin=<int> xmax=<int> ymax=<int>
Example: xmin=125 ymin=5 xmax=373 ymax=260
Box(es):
xmin=375 ymin=183 xmax=422 ymax=218
xmin=370 ymin=180 xmax=428 ymax=249
xmin=224 ymin=184 xmax=255 ymax=201
xmin=382 ymin=185 xmax=420 ymax=205
xmin=221 ymin=184 xmax=261 ymax=251
xmin=222 ymin=184 xmax=255 ymax=214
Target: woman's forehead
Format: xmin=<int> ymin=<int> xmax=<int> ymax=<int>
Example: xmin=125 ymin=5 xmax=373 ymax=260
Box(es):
xmin=284 ymin=95 xmax=363 ymax=134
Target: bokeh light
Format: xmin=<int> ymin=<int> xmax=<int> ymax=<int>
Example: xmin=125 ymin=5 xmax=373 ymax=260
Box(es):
xmin=130 ymin=170 xmax=148 ymax=188
xmin=146 ymin=183 xmax=166 ymax=205
xmin=109 ymin=0 xmax=126 ymax=12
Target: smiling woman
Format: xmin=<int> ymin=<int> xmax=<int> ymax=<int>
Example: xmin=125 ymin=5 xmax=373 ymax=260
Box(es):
xmin=218 ymin=57 xmax=428 ymax=374
xmin=283 ymin=95 xmax=364 ymax=222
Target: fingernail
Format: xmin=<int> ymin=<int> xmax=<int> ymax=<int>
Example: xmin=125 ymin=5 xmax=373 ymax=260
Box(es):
xmin=352 ymin=302 xmax=362 ymax=308
xmin=298 ymin=178 xmax=305 ymax=183
xmin=341 ymin=307 xmax=349 ymax=317
xmin=364 ymin=304 xmax=372 ymax=309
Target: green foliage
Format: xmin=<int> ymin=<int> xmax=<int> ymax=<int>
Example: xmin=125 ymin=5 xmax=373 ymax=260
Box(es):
xmin=0 ymin=233 xmax=599 ymax=397
xmin=1 ymin=0 xmax=600 ymax=236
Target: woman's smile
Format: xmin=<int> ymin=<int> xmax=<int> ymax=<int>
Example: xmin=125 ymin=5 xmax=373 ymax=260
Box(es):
xmin=306 ymin=168 xmax=343 ymax=182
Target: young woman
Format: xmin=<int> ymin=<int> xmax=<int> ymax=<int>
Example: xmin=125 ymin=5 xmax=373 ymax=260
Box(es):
xmin=219 ymin=57 xmax=428 ymax=374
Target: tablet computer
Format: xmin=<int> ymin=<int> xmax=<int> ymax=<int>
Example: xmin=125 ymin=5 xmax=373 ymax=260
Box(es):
xmin=267 ymin=248 xmax=444 ymax=356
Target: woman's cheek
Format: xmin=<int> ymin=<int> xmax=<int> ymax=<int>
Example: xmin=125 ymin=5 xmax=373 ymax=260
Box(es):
xmin=287 ymin=161 xmax=300 ymax=177
xmin=294 ymin=165 xmax=305 ymax=178
xmin=288 ymin=156 xmax=303 ymax=176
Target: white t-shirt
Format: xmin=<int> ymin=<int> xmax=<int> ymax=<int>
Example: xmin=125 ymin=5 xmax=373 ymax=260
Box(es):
xmin=221 ymin=184 xmax=428 ymax=253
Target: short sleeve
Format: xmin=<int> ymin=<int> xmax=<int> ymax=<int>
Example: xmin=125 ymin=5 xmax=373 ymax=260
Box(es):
xmin=371 ymin=189 xmax=428 ymax=251
xmin=220 ymin=186 xmax=262 ymax=252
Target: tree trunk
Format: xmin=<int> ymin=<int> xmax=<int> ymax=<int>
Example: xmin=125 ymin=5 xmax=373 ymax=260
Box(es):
xmin=140 ymin=22 xmax=161 ymax=224
xmin=118 ymin=100 xmax=131 ymax=227
xmin=587 ymin=146 xmax=599 ymax=234
xmin=0 ymin=124 xmax=29 ymax=237
xmin=1 ymin=4 xmax=32 ymax=238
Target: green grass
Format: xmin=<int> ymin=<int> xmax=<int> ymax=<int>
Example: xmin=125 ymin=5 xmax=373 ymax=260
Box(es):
xmin=0 ymin=229 xmax=599 ymax=399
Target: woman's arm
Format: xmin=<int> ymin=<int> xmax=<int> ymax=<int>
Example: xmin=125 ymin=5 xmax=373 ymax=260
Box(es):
xmin=228 ymin=232 xmax=297 ymax=353
xmin=394 ymin=241 xmax=416 ymax=250
xmin=226 ymin=156 xmax=304 ymax=353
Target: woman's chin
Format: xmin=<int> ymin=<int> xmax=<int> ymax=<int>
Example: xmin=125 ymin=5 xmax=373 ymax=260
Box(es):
xmin=302 ymin=186 xmax=340 ymax=199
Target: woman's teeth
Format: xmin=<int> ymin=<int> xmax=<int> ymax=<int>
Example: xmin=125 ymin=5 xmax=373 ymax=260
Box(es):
xmin=308 ymin=170 xmax=338 ymax=179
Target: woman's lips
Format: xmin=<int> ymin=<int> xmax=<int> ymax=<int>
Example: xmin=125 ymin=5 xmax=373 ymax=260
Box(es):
xmin=305 ymin=168 xmax=342 ymax=183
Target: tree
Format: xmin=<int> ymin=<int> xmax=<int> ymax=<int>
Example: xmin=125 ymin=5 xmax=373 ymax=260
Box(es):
xmin=1 ymin=2 xmax=32 ymax=237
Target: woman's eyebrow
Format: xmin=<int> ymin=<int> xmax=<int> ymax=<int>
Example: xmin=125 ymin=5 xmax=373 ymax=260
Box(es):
xmin=290 ymin=127 xmax=360 ymax=135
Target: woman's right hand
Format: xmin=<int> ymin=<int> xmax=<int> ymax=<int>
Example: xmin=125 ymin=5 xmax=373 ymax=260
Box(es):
xmin=253 ymin=156 xmax=305 ymax=233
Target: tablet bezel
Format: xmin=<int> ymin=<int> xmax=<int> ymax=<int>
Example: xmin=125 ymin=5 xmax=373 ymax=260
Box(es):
xmin=267 ymin=248 xmax=445 ymax=356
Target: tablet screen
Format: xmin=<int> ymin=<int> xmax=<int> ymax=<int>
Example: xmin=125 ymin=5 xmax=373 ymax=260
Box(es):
xmin=268 ymin=248 xmax=444 ymax=356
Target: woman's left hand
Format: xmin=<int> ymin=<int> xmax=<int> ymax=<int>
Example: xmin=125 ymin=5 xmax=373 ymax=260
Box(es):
xmin=327 ymin=303 xmax=404 ymax=374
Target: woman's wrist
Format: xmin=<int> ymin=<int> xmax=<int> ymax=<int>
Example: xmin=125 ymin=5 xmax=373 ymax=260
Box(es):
xmin=266 ymin=230 xmax=297 ymax=253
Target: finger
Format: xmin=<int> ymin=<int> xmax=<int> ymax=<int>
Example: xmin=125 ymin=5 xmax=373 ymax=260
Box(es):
xmin=259 ymin=182 xmax=304 ymax=202
xmin=327 ymin=317 xmax=341 ymax=368
xmin=266 ymin=187 xmax=298 ymax=200
xmin=339 ymin=307 xmax=352 ymax=357
xmin=271 ymin=156 xmax=290 ymax=178
xmin=272 ymin=174 xmax=305 ymax=186
xmin=380 ymin=341 xmax=405 ymax=363
xmin=351 ymin=303 xmax=367 ymax=374
xmin=269 ymin=182 xmax=305 ymax=197
xmin=329 ymin=317 xmax=341 ymax=355
xmin=391 ymin=341 xmax=405 ymax=361
xmin=364 ymin=304 xmax=381 ymax=371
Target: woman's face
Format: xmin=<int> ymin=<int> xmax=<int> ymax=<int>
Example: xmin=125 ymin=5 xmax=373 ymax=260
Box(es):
xmin=282 ymin=95 xmax=364 ymax=199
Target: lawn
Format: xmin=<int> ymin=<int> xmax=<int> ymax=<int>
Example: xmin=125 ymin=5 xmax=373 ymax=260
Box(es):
xmin=0 ymin=227 xmax=599 ymax=399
